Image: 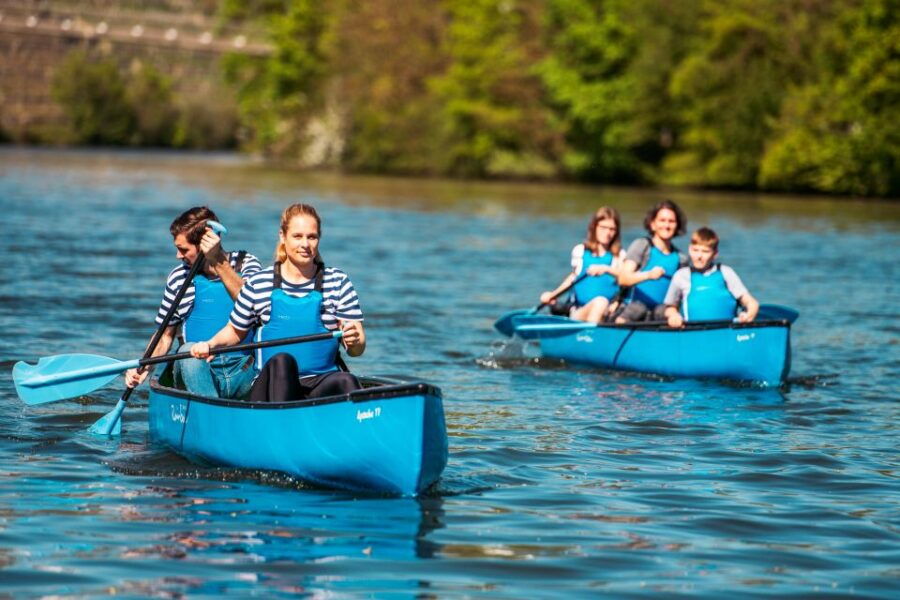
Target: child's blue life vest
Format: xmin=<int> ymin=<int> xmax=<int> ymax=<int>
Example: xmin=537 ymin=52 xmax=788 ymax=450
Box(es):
xmin=682 ymin=267 xmax=738 ymax=321
xmin=254 ymin=263 xmax=339 ymax=376
xmin=629 ymin=241 xmax=681 ymax=308
xmin=573 ymin=248 xmax=619 ymax=306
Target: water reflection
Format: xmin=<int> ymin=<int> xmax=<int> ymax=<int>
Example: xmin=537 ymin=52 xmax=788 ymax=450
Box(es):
xmin=114 ymin=483 xmax=445 ymax=564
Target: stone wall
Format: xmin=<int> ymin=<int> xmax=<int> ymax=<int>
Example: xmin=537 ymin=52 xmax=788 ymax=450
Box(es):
xmin=0 ymin=0 xmax=270 ymax=140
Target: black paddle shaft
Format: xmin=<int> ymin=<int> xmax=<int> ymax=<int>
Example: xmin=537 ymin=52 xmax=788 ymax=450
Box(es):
xmin=533 ymin=272 xmax=590 ymax=311
xmin=136 ymin=331 xmax=339 ymax=368
xmin=122 ymin=253 xmax=207 ymax=400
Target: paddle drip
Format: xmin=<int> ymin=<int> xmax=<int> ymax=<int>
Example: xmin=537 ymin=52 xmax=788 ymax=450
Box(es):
xmin=476 ymin=339 xmax=534 ymax=369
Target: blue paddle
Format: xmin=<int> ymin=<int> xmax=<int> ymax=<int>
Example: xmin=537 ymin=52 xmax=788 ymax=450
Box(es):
xmin=82 ymin=220 xmax=227 ymax=436
xmin=757 ymin=304 xmax=799 ymax=323
xmin=14 ymin=330 xmax=344 ymax=406
xmin=493 ymin=273 xmax=590 ymax=337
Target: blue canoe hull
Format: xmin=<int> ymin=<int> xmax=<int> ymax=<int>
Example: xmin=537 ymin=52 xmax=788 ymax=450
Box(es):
xmin=148 ymin=370 xmax=448 ymax=496
xmin=513 ymin=315 xmax=791 ymax=386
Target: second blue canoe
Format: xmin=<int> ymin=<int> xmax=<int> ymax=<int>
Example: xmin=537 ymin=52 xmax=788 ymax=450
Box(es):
xmin=508 ymin=314 xmax=791 ymax=386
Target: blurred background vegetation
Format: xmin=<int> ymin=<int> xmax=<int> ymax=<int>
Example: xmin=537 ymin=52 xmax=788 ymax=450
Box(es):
xmin=5 ymin=0 xmax=898 ymax=196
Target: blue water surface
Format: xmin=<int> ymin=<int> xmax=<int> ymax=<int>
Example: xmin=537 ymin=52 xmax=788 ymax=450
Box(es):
xmin=1 ymin=148 xmax=898 ymax=597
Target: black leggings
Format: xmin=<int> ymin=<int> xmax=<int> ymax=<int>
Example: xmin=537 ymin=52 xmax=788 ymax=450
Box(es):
xmin=248 ymin=353 xmax=361 ymax=403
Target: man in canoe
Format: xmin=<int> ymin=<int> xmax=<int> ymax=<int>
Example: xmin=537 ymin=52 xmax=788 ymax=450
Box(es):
xmin=125 ymin=206 xmax=262 ymax=397
xmin=663 ymin=226 xmax=759 ymax=327
xmin=190 ymin=203 xmax=366 ymax=402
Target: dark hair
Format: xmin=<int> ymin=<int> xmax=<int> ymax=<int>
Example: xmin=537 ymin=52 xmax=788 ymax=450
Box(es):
xmin=643 ymin=200 xmax=686 ymax=237
xmin=585 ymin=206 xmax=621 ymax=255
xmin=691 ymin=227 xmax=719 ymax=251
xmin=170 ymin=206 xmax=219 ymax=245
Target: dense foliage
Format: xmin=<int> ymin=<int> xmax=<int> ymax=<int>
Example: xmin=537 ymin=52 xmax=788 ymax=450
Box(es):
xmin=51 ymin=52 xmax=238 ymax=149
xmin=220 ymin=0 xmax=899 ymax=195
xmin=49 ymin=0 xmax=898 ymax=196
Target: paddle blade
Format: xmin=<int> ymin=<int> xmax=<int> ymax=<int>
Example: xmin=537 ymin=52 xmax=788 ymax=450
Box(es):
xmin=514 ymin=322 xmax=596 ymax=340
xmin=511 ymin=314 xmax=596 ymax=340
xmin=758 ymin=304 xmax=799 ymax=323
xmin=89 ymin=397 xmax=126 ymax=436
xmin=494 ymin=309 xmax=532 ymax=337
xmin=13 ymin=354 xmax=125 ymax=405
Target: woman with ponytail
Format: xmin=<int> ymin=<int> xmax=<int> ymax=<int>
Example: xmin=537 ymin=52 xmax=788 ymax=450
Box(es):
xmin=191 ymin=204 xmax=365 ymax=402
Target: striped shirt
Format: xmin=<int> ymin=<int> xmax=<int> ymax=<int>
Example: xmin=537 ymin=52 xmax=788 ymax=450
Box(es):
xmin=229 ymin=266 xmax=363 ymax=331
xmin=154 ymin=251 xmax=262 ymax=326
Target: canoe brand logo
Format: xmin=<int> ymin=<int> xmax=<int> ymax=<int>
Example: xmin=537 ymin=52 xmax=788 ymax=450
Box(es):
xmin=357 ymin=406 xmax=381 ymax=422
xmin=170 ymin=404 xmax=187 ymax=424
xmin=736 ymin=333 xmax=756 ymax=342
xmin=576 ymin=333 xmax=593 ymax=343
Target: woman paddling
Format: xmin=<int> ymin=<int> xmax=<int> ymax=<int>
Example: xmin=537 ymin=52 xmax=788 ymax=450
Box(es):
xmin=190 ymin=203 xmax=365 ymax=402
xmin=540 ymin=206 xmax=624 ymax=323
xmin=615 ymin=200 xmax=689 ymax=323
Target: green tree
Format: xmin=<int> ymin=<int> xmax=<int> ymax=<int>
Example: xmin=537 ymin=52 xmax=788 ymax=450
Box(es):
xmin=126 ymin=64 xmax=178 ymax=146
xmin=537 ymin=0 xmax=638 ymax=180
xmin=52 ymin=52 xmax=136 ymax=145
xmin=222 ymin=0 xmax=337 ymax=158
xmin=665 ymin=0 xmax=840 ymax=187
xmin=430 ymin=0 xmax=561 ymax=178
xmin=759 ymin=0 xmax=900 ymax=195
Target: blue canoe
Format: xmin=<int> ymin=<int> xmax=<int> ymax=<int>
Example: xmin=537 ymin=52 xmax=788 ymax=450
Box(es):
xmin=507 ymin=314 xmax=791 ymax=386
xmin=148 ymin=366 xmax=448 ymax=496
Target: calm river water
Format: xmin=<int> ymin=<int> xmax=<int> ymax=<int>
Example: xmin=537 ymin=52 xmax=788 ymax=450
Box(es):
xmin=1 ymin=148 xmax=898 ymax=597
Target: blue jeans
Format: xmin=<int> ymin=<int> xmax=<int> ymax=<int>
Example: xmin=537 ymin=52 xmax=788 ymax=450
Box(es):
xmin=175 ymin=342 xmax=256 ymax=399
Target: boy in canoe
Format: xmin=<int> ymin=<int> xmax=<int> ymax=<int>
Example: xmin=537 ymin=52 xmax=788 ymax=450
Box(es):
xmin=663 ymin=227 xmax=759 ymax=327
xmin=125 ymin=207 xmax=262 ymax=397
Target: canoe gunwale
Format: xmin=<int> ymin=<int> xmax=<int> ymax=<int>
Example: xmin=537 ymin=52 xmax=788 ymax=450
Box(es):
xmin=149 ymin=373 xmax=442 ymax=410
xmin=585 ymin=318 xmax=790 ymax=333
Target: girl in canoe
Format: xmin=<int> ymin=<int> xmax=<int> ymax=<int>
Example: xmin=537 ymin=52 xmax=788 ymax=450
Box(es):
xmin=614 ymin=200 xmax=689 ymax=323
xmin=190 ymin=203 xmax=365 ymax=402
xmin=125 ymin=206 xmax=262 ymax=398
xmin=540 ymin=206 xmax=624 ymax=323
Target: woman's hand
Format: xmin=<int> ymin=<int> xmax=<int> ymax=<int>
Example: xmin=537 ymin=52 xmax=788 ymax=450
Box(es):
xmin=647 ymin=266 xmax=666 ymax=280
xmin=586 ymin=264 xmax=609 ymax=276
xmin=341 ymin=320 xmax=366 ymax=356
xmin=125 ymin=367 xmax=149 ymax=388
xmin=539 ymin=291 xmax=556 ymax=305
xmin=737 ymin=311 xmax=754 ymax=323
xmin=190 ymin=341 xmax=213 ymax=362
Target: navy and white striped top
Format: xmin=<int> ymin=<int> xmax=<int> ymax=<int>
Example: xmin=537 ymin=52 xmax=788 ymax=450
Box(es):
xmin=154 ymin=251 xmax=262 ymax=326
xmin=229 ymin=266 xmax=364 ymax=331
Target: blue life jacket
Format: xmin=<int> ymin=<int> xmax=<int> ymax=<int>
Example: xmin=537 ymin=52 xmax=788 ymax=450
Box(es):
xmin=629 ymin=240 xmax=681 ymax=308
xmin=573 ymin=248 xmax=619 ymax=306
xmin=682 ymin=266 xmax=738 ymax=321
xmin=182 ymin=252 xmax=250 ymax=355
xmin=255 ymin=262 xmax=339 ymax=376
